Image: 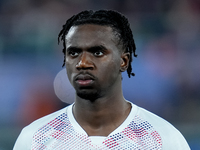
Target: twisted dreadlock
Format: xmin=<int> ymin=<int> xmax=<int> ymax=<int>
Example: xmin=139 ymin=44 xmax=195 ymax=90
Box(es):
xmin=58 ymin=10 xmax=137 ymax=77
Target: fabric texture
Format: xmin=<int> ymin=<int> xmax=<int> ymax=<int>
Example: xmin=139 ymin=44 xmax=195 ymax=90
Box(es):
xmin=13 ymin=102 xmax=190 ymax=150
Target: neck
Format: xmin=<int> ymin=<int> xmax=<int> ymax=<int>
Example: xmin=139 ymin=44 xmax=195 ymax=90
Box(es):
xmin=73 ymin=82 xmax=131 ymax=136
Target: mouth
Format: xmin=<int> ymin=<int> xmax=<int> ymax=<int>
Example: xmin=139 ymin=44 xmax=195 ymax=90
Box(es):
xmin=75 ymin=73 xmax=95 ymax=87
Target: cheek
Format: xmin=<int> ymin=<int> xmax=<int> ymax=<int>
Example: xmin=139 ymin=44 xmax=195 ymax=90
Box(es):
xmin=99 ymin=57 xmax=121 ymax=78
xmin=109 ymin=55 xmax=121 ymax=70
xmin=65 ymin=61 xmax=74 ymax=82
xmin=65 ymin=57 xmax=75 ymax=71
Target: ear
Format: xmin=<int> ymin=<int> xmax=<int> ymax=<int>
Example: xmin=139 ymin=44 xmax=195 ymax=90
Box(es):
xmin=120 ymin=52 xmax=130 ymax=72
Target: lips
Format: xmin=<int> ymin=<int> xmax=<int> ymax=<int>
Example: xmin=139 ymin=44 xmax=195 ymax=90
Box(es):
xmin=75 ymin=73 xmax=95 ymax=86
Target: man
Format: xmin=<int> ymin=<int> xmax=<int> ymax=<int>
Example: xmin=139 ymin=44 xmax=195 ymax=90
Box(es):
xmin=14 ymin=10 xmax=190 ymax=149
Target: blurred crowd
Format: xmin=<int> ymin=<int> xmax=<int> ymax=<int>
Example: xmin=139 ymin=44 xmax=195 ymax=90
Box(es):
xmin=0 ymin=0 xmax=200 ymax=149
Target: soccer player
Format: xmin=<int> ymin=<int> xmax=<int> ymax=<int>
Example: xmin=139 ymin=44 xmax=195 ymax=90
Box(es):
xmin=14 ymin=10 xmax=190 ymax=149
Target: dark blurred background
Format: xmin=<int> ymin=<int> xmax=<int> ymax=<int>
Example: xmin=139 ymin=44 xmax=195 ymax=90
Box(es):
xmin=0 ymin=0 xmax=200 ymax=149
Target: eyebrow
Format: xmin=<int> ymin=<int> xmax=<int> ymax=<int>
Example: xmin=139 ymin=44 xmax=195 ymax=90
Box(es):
xmin=66 ymin=46 xmax=81 ymax=52
xmin=88 ymin=45 xmax=107 ymax=52
xmin=67 ymin=45 xmax=107 ymax=52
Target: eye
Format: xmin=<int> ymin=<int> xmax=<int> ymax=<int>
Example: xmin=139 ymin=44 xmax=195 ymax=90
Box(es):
xmin=68 ymin=51 xmax=79 ymax=57
xmin=93 ymin=51 xmax=104 ymax=56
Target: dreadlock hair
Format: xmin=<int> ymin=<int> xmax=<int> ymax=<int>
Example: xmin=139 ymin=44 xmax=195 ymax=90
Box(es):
xmin=58 ymin=10 xmax=137 ymax=78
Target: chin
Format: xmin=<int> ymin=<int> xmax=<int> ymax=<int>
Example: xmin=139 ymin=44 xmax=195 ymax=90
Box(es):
xmin=77 ymin=91 xmax=101 ymax=101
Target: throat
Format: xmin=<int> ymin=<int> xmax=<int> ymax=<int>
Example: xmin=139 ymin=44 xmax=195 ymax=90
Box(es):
xmin=72 ymin=100 xmax=132 ymax=136
xmin=83 ymin=125 xmax=116 ymax=136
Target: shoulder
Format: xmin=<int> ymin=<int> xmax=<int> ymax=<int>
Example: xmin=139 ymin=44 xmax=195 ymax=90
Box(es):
xmin=13 ymin=105 xmax=72 ymax=150
xmin=131 ymin=103 xmax=190 ymax=150
xmin=26 ymin=105 xmax=70 ymax=131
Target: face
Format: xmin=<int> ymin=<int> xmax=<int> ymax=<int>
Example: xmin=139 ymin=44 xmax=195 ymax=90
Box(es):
xmin=65 ymin=24 xmax=129 ymax=100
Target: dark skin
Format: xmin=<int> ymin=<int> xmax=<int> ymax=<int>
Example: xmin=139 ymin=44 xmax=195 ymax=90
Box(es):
xmin=65 ymin=24 xmax=132 ymax=136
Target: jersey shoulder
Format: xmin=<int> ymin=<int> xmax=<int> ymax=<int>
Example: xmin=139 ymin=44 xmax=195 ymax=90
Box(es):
xmin=13 ymin=105 xmax=71 ymax=150
xmin=26 ymin=105 xmax=69 ymax=130
xmin=135 ymin=104 xmax=190 ymax=150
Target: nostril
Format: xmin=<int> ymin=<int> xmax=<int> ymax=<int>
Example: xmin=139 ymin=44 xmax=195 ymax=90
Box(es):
xmin=76 ymin=60 xmax=94 ymax=70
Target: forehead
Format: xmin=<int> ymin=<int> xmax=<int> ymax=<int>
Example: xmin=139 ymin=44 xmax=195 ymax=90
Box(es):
xmin=65 ymin=24 xmax=118 ymax=47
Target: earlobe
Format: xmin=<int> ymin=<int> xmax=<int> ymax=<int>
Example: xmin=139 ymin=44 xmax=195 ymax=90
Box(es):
xmin=120 ymin=52 xmax=130 ymax=72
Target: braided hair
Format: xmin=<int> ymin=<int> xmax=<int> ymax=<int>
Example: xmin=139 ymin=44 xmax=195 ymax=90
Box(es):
xmin=58 ymin=10 xmax=137 ymax=77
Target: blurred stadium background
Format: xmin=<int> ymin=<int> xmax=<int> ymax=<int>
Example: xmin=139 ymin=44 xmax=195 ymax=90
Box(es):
xmin=0 ymin=0 xmax=200 ymax=149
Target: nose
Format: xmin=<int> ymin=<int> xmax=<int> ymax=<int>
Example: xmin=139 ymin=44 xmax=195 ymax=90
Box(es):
xmin=76 ymin=52 xmax=94 ymax=70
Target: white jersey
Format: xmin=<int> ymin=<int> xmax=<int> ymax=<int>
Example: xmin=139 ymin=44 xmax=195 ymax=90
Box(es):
xmin=13 ymin=102 xmax=190 ymax=150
